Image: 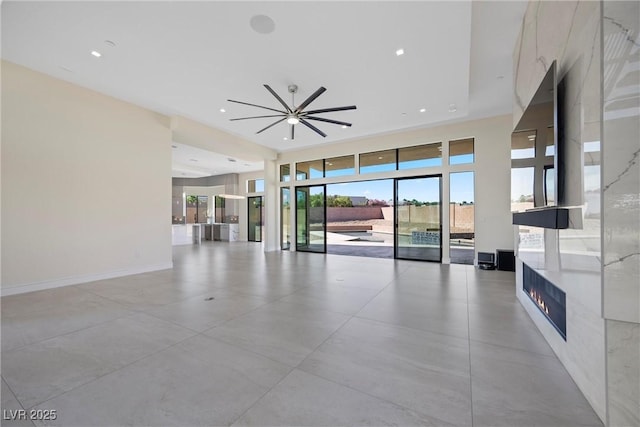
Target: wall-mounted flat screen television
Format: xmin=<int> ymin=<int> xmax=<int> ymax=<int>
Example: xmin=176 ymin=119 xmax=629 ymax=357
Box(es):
xmin=511 ymin=61 xmax=558 ymax=208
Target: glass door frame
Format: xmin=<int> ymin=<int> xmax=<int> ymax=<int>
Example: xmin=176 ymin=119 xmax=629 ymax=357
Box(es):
xmin=280 ymin=187 xmax=291 ymax=250
xmin=295 ymin=184 xmax=327 ymax=253
xmin=393 ymin=174 xmax=443 ymax=262
xmin=247 ymin=196 xmax=263 ymax=243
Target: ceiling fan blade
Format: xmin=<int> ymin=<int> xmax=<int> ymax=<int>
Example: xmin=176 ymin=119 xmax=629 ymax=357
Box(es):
xmin=290 ymin=124 xmax=295 ymax=140
xmin=227 ymin=99 xmax=286 ymax=114
xmin=299 ymin=118 xmax=327 ymax=138
xmin=303 ymin=116 xmax=352 ymax=127
xmin=256 ymin=117 xmax=287 ymax=134
xmin=263 ymin=85 xmax=292 ymax=113
xmin=295 ymin=87 xmax=327 ymax=113
xmin=230 ymin=114 xmax=286 ymax=121
xmin=303 ymin=105 xmax=357 ymax=115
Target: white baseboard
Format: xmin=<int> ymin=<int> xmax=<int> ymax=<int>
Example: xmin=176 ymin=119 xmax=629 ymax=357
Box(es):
xmin=0 ymin=262 xmax=174 ymax=297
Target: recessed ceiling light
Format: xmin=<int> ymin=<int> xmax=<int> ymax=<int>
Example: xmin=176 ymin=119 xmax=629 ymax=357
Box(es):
xmin=171 ymin=145 xmax=177 ymax=148
xmin=227 ymin=158 xmax=236 ymax=162
xmin=448 ymin=104 xmax=457 ymax=113
xmin=104 ymin=40 xmax=116 ymax=48
xmin=327 ymin=162 xmax=333 ymax=166
xmin=401 ymin=112 xmax=407 ymax=116
xmin=378 ymin=156 xmax=384 ymax=160
xmin=283 ymin=137 xmax=288 ymax=141
xmin=341 ymin=125 xmax=348 ymax=129
xmin=419 ymin=108 xmax=426 ymax=113
xmin=220 ymin=108 xmax=226 ymax=113
xmin=90 ymin=50 xmax=102 ymax=58
xmin=59 ymin=66 xmax=73 ymax=73
xmin=189 ymin=158 xmax=198 ymax=162
xmin=396 ymin=48 xmax=405 ymax=56
xmin=528 ymin=135 xmax=536 ymax=140
xmin=497 ymin=75 xmax=504 ymax=80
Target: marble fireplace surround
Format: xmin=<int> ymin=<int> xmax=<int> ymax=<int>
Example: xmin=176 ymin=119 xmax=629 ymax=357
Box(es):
xmin=513 ymin=1 xmax=639 ymax=425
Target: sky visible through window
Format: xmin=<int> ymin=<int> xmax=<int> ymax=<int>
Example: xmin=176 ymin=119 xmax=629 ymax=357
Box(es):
xmin=326 ymin=176 xmax=459 ymax=205
xmin=450 ymin=153 xmax=474 ymax=165
xmin=511 ymin=167 xmax=534 ymax=201
xmin=450 ymin=172 xmax=474 ymax=203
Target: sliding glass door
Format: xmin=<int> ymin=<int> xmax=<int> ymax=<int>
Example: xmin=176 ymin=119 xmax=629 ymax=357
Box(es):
xmin=395 ymin=176 xmax=442 ymax=262
xmin=247 ymin=196 xmax=263 ymax=242
xmin=296 ymin=185 xmax=326 ymax=253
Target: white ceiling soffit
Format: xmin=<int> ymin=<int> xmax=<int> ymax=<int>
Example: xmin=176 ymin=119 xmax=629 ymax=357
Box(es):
xmin=2 ymin=2 xmax=528 ymax=154
xmin=171 ymin=142 xmax=263 ymax=179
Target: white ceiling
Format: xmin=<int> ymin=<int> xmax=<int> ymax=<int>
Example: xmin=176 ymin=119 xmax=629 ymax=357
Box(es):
xmin=1 ymin=1 xmax=528 ymax=177
xmin=171 ymin=142 xmax=264 ymax=178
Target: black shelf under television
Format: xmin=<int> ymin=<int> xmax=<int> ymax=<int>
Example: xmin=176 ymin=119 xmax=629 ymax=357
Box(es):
xmin=512 ymin=207 xmax=569 ymax=229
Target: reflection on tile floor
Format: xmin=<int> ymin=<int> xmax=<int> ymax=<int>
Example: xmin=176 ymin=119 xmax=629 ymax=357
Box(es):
xmin=1 ymin=243 xmax=603 ymax=426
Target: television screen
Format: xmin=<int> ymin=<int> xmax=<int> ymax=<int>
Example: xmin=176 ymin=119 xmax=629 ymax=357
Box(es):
xmin=511 ymin=61 xmax=557 ymax=208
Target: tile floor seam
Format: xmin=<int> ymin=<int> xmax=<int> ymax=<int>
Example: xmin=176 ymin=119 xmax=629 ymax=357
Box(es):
xmin=77 ymin=282 xmax=215 ymax=313
xmin=0 ymin=309 xmax=139 ymax=354
xmin=275 ymin=274 xmax=399 ymax=374
xmin=1 ymin=376 xmax=28 ymax=412
xmin=131 ymin=310 xmax=215 ymax=336
xmin=227 ymin=365 xmax=299 ymax=426
xmin=186 ymin=272 xmax=395 ymax=371
xmin=139 ymin=294 xmax=273 ymax=335
xmin=276 ymin=284 xmax=393 ymax=317
xmin=14 ymin=330 xmax=198 ymax=411
xmin=466 ymin=267 xmax=476 ymax=427
xmin=467 ymin=336 xmax=556 ymax=359
xmin=349 ymin=276 xmax=403 ymax=320
xmin=467 ymin=292 xmax=557 ymax=358
xmin=348 ymin=313 xmax=470 ymax=344
xmin=72 ymin=286 xmax=152 ymax=313
xmin=197 ymin=331 xmax=304 ymax=370
xmin=289 ymin=367 xmax=458 ymax=426
xmin=181 ymin=333 xmax=297 ymax=391
xmin=353 ymin=312 xmax=470 ymax=341
xmin=192 ymin=287 xmax=321 ymax=336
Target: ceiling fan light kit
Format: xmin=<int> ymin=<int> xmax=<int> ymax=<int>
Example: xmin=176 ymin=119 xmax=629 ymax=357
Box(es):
xmin=228 ymin=84 xmax=356 ymax=140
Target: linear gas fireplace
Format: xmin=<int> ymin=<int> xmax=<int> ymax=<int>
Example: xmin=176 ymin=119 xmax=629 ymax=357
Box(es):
xmin=522 ymin=264 xmax=566 ymax=340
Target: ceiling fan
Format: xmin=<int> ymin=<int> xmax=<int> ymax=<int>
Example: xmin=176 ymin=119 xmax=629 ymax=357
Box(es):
xmin=227 ymin=84 xmax=356 ymax=140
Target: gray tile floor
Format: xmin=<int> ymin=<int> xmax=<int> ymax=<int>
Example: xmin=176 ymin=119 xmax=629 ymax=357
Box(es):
xmin=1 ymin=243 xmax=603 ymax=427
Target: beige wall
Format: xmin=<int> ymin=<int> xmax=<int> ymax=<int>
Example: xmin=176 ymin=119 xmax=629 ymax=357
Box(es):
xmin=1 ymin=61 xmax=172 ymax=294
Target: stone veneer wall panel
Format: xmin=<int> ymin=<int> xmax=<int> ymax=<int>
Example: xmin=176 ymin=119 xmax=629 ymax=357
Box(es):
xmin=602 ymin=1 xmax=640 ymax=425
xmin=513 ymin=0 xmax=605 ymax=421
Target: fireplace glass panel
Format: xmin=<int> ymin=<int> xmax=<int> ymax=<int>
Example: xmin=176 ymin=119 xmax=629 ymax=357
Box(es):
xmin=522 ymin=263 xmax=566 ymax=340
